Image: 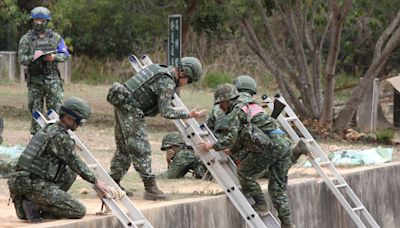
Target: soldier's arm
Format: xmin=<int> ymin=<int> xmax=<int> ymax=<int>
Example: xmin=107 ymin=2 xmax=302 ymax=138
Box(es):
xmin=205 ymin=105 xmax=219 ymax=132
xmin=18 ymin=34 xmax=34 ymax=65
xmin=50 ymin=134 xmax=96 ymax=184
xmin=212 ymin=110 xmax=242 ymax=151
xmin=157 ymin=77 xmax=190 ymax=119
xmin=53 ymin=33 xmax=69 ymax=62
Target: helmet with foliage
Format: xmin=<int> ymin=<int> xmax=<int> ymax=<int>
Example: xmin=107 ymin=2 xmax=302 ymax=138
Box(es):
xmin=214 ymin=83 xmax=239 ymax=104
xmin=60 ymin=97 xmax=91 ymax=125
xmin=30 ymin=6 xmax=51 ymax=21
xmin=233 ymin=75 xmax=257 ymax=94
xmin=161 ymin=132 xmax=185 ymax=150
xmin=179 ymin=57 xmax=202 ymax=83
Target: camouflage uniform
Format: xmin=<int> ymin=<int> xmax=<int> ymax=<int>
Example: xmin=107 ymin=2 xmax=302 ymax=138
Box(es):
xmin=159 ymin=148 xmax=205 ymax=179
xmin=158 ymin=132 xmax=205 ymax=179
xmin=213 ymin=85 xmax=293 ymax=225
xmin=19 ymin=29 xmax=69 ymax=134
xmin=0 ymin=158 xmax=18 ymax=178
xmin=7 ymin=122 xmax=95 ymax=220
xmin=108 ymin=66 xmax=190 ymax=183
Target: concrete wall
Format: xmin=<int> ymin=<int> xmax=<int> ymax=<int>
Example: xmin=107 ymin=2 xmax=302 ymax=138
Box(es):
xmin=0 ymin=51 xmax=16 ymax=81
xmin=31 ymin=163 xmax=400 ymax=228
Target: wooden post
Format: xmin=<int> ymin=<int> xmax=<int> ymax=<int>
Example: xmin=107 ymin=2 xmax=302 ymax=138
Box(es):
xmin=357 ymin=79 xmax=379 ymax=132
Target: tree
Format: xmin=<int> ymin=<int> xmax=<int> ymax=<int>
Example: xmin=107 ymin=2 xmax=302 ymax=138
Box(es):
xmin=334 ymin=9 xmax=400 ymax=129
xmin=239 ymin=0 xmax=352 ymax=123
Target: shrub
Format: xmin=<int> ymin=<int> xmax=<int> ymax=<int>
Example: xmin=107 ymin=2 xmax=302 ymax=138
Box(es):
xmin=375 ymin=129 xmax=395 ymax=145
xmin=202 ymin=72 xmax=234 ymax=89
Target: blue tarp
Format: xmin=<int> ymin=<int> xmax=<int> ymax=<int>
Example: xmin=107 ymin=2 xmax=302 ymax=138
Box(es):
xmin=305 ymin=147 xmax=393 ymax=167
xmin=0 ymin=145 xmax=25 ymax=158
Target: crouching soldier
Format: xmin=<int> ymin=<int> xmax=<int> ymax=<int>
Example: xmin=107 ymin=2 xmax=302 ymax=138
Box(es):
xmin=158 ymin=132 xmax=206 ymax=179
xmin=7 ymin=97 xmax=109 ymax=222
xmin=198 ymin=84 xmax=309 ymax=228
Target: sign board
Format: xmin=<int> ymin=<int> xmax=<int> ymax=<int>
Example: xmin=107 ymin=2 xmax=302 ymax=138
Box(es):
xmin=167 ymin=14 xmax=182 ymax=66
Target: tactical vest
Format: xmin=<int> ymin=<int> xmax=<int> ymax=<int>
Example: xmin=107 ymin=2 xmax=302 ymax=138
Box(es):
xmin=17 ymin=124 xmax=64 ymax=181
xmin=27 ymin=29 xmax=59 ymax=76
xmin=124 ymin=64 xmax=174 ymax=116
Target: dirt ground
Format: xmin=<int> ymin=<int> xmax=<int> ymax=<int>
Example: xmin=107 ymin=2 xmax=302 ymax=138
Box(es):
xmin=0 ymin=83 xmax=399 ymax=227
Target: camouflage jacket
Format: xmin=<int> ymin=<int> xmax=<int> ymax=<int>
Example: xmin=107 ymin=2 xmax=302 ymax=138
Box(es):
xmin=18 ymin=29 xmax=68 ymax=83
xmin=212 ymin=96 xmax=282 ymax=153
xmin=133 ymin=72 xmax=190 ymax=119
xmin=19 ymin=122 xmax=96 ymax=184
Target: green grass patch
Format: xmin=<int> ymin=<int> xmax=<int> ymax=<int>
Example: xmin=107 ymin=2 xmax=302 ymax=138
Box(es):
xmin=202 ymin=71 xmax=235 ymax=89
xmin=375 ymin=128 xmax=395 ymax=145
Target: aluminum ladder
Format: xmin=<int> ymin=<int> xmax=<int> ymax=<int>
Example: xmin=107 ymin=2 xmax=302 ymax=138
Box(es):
xmin=129 ymin=54 xmax=280 ymax=228
xmin=33 ymin=110 xmax=153 ymax=228
xmin=262 ymin=94 xmax=380 ymax=228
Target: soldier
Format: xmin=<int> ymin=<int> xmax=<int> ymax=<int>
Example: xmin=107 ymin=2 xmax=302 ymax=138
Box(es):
xmin=107 ymin=57 xmax=205 ymax=200
xmin=207 ymin=75 xmax=310 ymax=167
xmin=158 ymin=132 xmax=205 ymax=179
xmin=198 ymin=84 xmax=303 ymax=228
xmin=18 ymin=6 xmax=70 ymax=135
xmin=0 ymin=158 xmax=18 ymax=178
xmin=7 ymin=97 xmax=109 ymax=222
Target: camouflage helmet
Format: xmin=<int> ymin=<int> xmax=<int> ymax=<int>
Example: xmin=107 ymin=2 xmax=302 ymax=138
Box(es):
xmin=214 ymin=83 xmax=239 ymax=104
xmin=179 ymin=57 xmax=202 ymax=83
xmin=60 ymin=97 xmax=91 ymax=125
xmin=161 ymin=132 xmax=185 ymax=150
xmin=30 ymin=6 xmax=51 ymax=21
xmin=233 ymin=75 xmax=257 ymax=94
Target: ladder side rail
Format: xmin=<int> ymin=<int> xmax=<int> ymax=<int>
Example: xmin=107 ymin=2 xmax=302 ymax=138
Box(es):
xmin=173 ymin=119 xmax=240 ymax=187
xmin=180 ymin=120 xmax=271 ymax=228
xmin=171 ymin=95 xmax=239 ymax=180
xmin=43 ymin=111 xmax=153 ymax=228
xmin=265 ymin=96 xmax=380 ymax=228
xmin=308 ymin=159 xmax=367 ymax=228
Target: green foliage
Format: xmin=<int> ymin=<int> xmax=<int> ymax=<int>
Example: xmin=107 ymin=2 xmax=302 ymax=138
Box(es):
xmin=334 ymin=72 xmax=360 ymax=101
xmin=51 ymin=0 xmax=169 ymax=58
xmin=375 ymin=129 xmax=395 ymax=145
xmin=202 ymin=72 xmax=234 ymax=89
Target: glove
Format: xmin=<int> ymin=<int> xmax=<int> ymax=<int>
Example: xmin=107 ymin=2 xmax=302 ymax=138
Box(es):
xmin=166 ymin=150 xmax=175 ymax=168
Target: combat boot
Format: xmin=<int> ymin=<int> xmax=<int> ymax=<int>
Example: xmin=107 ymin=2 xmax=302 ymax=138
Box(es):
xmin=291 ymin=137 xmax=312 ymax=162
xmin=22 ymin=200 xmax=42 ymax=223
xmin=143 ymin=178 xmax=167 ymax=200
xmin=252 ymin=194 xmax=269 ymax=217
xmin=115 ymin=180 xmax=133 ymax=197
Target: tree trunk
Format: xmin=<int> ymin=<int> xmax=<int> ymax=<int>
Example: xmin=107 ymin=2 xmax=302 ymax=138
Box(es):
xmin=320 ymin=0 xmax=352 ymax=126
xmin=334 ymin=10 xmax=400 ymax=130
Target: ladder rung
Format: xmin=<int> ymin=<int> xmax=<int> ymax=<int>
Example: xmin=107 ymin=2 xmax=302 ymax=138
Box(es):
xmin=317 ymin=161 xmax=331 ymax=167
xmin=198 ymin=131 xmax=209 ymax=136
xmin=134 ymin=219 xmax=146 ymax=225
xmin=335 ymin=184 xmax=348 ymax=188
xmin=284 ymin=116 xmax=297 ymax=122
xmin=305 ymin=138 xmax=314 ymax=143
xmin=218 ymin=157 xmax=228 ymax=163
xmin=352 ymin=206 xmax=365 ymax=211
xmin=88 ymin=164 xmax=98 ymax=169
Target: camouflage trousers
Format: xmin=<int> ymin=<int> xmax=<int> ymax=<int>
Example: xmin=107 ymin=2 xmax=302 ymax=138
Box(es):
xmin=109 ymin=106 xmax=154 ymax=183
xmin=237 ymin=135 xmax=292 ymax=224
xmin=27 ymin=76 xmax=63 ymax=135
xmin=8 ymin=168 xmax=80 ymax=220
xmin=159 ymin=150 xmax=205 ymax=179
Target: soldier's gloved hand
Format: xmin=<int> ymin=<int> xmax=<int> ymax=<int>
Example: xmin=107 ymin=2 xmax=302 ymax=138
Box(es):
xmin=33 ymin=50 xmax=43 ymax=60
xmin=166 ymin=149 xmax=175 ymax=168
xmin=197 ymin=142 xmax=213 ymax=153
xmin=94 ymin=179 xmax=111 ymax=197
xmin=188 ymin=107 xmax=207 ymax=118
xmin=44 ymin=54 xmax=55 ymax=62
